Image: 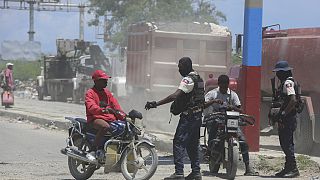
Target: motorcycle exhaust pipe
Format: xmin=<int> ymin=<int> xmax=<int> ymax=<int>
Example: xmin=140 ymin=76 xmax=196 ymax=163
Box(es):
xmin=61 ymin=148 xmax=98 ymax=165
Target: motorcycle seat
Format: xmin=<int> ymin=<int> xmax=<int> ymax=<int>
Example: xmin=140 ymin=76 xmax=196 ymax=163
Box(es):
xmin=65 ymin=117 xmax=87 ymax=124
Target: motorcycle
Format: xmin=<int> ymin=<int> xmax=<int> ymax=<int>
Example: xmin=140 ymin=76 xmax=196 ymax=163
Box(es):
xmin=202 ymin=110 xmax=255 ymax=179
xmin=61 ymin=109 xmax=158 ymax=180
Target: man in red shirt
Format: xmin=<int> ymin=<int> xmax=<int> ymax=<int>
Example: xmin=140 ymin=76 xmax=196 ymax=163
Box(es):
xmin=85 ymin=70 xmax=125 ymax=160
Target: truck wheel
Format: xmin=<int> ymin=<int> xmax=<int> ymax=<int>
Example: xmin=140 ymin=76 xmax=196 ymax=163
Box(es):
xmin=294 ymin=111 xmax=313 ymax=154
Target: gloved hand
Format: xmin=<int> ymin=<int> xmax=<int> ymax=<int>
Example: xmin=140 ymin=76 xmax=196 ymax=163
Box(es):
xmin=145 ymin=101 xmax=157 ymax=110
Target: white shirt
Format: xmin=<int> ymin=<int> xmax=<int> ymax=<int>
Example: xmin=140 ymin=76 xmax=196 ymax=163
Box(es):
xmin=178 ymin=71 xmax=198 ymax=93
xmin=204 ymin=87 xmax=241 ymax=115
xmin=283 ymin=78 xmax=296 ymax=96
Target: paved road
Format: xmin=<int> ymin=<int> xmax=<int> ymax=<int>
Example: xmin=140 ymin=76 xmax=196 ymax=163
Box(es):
xmin=2 ymin=117 xmax=312 ymax=180
xmin=0 ymin=96 xmax=319 ymax=179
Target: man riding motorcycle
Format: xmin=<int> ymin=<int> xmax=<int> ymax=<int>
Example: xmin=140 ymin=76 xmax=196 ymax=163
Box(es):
xmin=204 ymin=75 xmax=258 ymax=176
xmin=85 ymin=70 xmax=126 ymax=161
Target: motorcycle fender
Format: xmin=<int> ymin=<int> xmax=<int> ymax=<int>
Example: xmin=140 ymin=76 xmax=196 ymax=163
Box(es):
xmin=136 ymin=140 xmax=156 ymax=148
xmin=120 ymin=140 xmax=155 ymax=159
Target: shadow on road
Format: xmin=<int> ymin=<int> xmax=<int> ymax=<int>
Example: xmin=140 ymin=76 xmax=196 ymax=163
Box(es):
xmin=261 ymin=143 xmax=320 ymax=157
xmin=202 ymin=170 xmax=275 ymax=179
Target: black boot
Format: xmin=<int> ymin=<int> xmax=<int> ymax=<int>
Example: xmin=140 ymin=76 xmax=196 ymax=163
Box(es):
xmin=275 ymin=168 xmax=288 ymax=177
xmin=283 ymin=163 xmax=300 ymax=178
xmin=164 ymin=173 xmax=185 ymax=180
xmin=185 ymin=172 xmax=202 ymax=180
xmin=244 ymin=162 xmax=259 ymax=176
xmin=275 ymin=161 xmax=298 ymax=178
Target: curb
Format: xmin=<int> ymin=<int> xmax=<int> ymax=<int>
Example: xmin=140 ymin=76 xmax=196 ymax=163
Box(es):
xmin=0 ymin=109 xmax=172 ymax=153
xmin=0 ymin=109 xmax=70 ymax=130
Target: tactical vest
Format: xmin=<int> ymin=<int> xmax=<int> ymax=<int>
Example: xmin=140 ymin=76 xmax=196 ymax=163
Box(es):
xmin=170 ymin=72 xmax=205 ymax=115
xmin=277 ymin=77 xmax=303 ymax=115
xmin=187 ymin=73 xmax=205 ymax=108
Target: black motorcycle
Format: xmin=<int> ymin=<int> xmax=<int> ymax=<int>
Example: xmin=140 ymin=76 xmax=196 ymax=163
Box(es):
xmin=202 ymin=111 xmax=255 ymax=179
xmin=61 ymin=110 xmax=158 ymax=180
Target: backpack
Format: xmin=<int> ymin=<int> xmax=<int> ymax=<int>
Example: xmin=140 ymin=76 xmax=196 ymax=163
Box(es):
xmin=170 ymin=92 xmax=191 ymax=115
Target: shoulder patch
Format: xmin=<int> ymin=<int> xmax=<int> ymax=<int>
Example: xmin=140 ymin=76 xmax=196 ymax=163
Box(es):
xmin=182 ymin=79 xmax=190 ymax=84
xmin=286 ymin=83 xmax=293 ymax=88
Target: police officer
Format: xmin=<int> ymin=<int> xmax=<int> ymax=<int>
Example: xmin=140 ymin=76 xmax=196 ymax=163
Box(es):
xmin=204 ymin=75 xmax=258 ymax=176
xmin=145 ymin=57 xmax=204 ymax=180
xmin=272 ymin=60 xmax=300 ymax=178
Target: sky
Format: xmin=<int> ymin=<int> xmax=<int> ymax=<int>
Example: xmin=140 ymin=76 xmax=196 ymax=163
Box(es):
xmin=0 ymin=0 xmax=320 ymax=54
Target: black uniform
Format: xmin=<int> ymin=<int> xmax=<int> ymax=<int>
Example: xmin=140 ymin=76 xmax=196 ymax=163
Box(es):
xmin=171 ymin=72 xmax=204 ymax=174
xmin=277 ymin=77 xmax=297 ymax=169
xmin=272 ymin=60 xmax=300 ymax=178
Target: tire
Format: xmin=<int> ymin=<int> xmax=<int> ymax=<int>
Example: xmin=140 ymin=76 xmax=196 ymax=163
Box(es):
xmin=68 ymin=136 xmax=96 ymax=180
xmin=121 ymin=143 xmax=158 ymax=180
xmin=294 ymin=109 xmax=313 ymax=154
xmin=209 ymin=152 xmax=221 ymax=173
xmin=226 ymin=143 xmax=238 ymax=180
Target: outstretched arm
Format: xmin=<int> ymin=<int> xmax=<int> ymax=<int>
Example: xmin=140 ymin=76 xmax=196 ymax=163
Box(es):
xmin=156 ymin=89 xmax=184 ymax=106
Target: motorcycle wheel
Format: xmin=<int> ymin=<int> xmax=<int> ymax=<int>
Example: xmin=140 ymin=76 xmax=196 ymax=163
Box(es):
xmin=226 ymin=144 xmax=238 ymax=180
xmin=68 ymin=135 xmax=96 ymax=180
xmin=121 ymin=143 xmax=158 ymax=180
xmin=209 ymin=152 xmax=221 ymax=173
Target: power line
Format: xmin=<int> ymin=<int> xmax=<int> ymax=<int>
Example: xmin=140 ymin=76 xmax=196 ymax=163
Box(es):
xmin=0 ymin=0 xmax=92 ymax=41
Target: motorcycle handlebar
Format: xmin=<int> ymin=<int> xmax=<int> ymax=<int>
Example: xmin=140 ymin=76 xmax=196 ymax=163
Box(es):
xmin=203 ymin=112 xmax=255 ymax=126
xmin=239 ymin=114 xmax=255 ymax=125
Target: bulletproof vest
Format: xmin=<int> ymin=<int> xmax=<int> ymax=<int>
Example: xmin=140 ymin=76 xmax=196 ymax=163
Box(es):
xmin=187 ymin=73 xmax=205 ymax=108
xmin=170 ymin=72 xmax=204 ymax=115
xmin=277 ymin=77 xmax=303 ymax=114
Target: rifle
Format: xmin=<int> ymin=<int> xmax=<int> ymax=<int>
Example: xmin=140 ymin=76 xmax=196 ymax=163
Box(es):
xmin=269 ymin=77 xmax=282 ymax=126
xmin=271 ymin=77 xmax=277 ymax=101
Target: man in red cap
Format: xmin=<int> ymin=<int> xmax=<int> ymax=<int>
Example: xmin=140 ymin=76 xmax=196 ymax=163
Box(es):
xmin=85 ymin=69 xmax=125 ymax=161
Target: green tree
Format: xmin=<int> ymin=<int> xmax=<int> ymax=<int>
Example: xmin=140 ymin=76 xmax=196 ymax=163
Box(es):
xmin=89 ymin=0 xmax=226 ymax=48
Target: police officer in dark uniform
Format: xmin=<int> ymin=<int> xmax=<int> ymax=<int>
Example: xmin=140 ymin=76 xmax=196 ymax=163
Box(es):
xmin=145 ymin=57 xmax=204 ymax=180
xmin=272 ymin=60 xmax=300 ymax=178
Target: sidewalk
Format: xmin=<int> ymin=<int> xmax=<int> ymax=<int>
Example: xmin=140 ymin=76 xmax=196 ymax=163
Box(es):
xmin=1 ymin=97 xmax=320 ymax=169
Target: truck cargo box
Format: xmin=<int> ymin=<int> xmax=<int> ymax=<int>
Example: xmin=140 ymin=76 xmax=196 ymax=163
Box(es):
xmin=126 ymin=22 xmax=232 ymax=93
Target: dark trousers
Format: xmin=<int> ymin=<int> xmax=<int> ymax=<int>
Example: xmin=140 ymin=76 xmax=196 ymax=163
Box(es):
xmin=208 ymin=123 xmax=250 ymax=164
xmin=173 ymin=112 xmax=202 ymax=174
xmin=278 ymin=115 xmax=297 ymax=168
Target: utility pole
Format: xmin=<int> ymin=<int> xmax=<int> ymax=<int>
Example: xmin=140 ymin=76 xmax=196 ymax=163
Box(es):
xmin=1 ymin=0 xmax=90 ymax=41
xmin=27 ymin=0 xmax=35 ymax=41
xmin=79 ymin=4 xmax=85 ymax=40
xmin=240 ymin=0 xmax=263 ymax=152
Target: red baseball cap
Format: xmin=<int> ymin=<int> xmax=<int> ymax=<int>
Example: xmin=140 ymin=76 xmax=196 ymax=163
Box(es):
xmin=92 ymin=70 xmax=111 ymax=81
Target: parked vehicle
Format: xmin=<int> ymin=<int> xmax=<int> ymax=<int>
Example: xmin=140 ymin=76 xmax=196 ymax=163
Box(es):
xmin=37 ymin=39 xmax=111 ymax=103
xmin=125 ymin=22 xmax=232 ymax=133
xmin=205 ymin=26 xmax=320 ymax=153
xmin=202 ymin=110 xmax=255 ymax=179
xmin=60 ymin=110 xmax=158 ymax=180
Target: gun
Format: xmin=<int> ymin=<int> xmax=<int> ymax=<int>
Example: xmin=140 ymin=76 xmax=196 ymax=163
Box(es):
xmin=267 ymin=77 xmax=282 ymax=129
xmin=271 ymin=77 xmax=277 ymax=101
